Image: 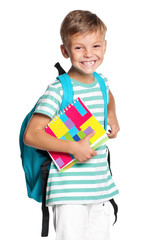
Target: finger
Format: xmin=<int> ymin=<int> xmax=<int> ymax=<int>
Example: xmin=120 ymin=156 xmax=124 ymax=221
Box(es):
xmin=84 ymin=150 xmax=97 ymax=161
xmin=85 ymin=130 xmax=95 ymax=140
xmin=107 ymin=126 xmax=119 ymax=138
xmin=107 ymin=132 xmax=117 ymax=138
xmin=89 ymin=150 xmax=97 ymax=160
xmin=92 ymin=150 xmax=97 ymax=156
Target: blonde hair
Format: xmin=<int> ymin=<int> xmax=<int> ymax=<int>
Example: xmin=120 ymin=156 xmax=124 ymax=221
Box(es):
xmin=60 ymin=10 xmax=107 ymax=46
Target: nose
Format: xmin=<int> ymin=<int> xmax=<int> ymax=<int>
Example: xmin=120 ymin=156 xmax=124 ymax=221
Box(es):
xmin=84 ymin=47 xmax=93 ymax=58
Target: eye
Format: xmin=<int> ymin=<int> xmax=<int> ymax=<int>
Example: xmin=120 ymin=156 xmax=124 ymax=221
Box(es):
xmin=75 ymin=46 xmax=82 ymax=50
xmin=93 ymin=45 xmax=101 ymax=48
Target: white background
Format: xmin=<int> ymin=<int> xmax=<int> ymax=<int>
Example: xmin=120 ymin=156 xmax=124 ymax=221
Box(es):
xmin=1 ymin=0 xmax=157 ymax=239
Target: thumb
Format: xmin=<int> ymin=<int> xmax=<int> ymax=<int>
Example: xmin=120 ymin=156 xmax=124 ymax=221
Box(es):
xmin=85 ymin=130 xmax=95 ymax=140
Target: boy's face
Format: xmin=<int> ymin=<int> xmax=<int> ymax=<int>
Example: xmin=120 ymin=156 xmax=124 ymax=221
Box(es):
xmin=61 ymin=30 xmax=107 ymax=81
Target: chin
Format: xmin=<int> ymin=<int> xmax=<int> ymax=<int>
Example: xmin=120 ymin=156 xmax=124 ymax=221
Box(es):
xmin=81 ymin=67 xmax=98 ymax=75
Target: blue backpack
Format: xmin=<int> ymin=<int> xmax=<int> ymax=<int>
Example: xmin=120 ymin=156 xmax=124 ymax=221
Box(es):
xmin=19 ymin=63 xmax=118 ymax=237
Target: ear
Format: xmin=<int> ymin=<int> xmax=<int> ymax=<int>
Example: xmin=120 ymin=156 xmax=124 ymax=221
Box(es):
xmin=60 ymin=45 xmax=69 ymax=58
xmin=103 ymin=40 xmax=107 ymax=54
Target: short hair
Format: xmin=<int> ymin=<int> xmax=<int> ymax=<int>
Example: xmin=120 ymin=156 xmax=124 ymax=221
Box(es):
xmin=60 ymin=10 xmax=107 ymax=46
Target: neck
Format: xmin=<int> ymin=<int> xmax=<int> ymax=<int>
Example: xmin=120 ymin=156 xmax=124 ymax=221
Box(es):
xmin=68 ymin=68 xmax=95 ymax=84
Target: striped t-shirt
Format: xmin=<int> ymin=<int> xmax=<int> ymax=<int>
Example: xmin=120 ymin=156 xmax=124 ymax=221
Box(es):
xmin=35 ymin=74 xmax=119 ymax=206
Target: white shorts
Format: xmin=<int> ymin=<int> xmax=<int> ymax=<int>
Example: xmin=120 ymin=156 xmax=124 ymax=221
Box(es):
xmin=52 ymin=201 xmax=111 ymax=240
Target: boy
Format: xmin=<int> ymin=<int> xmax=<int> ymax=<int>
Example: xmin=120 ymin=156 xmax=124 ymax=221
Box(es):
xmin=24 ymin=10 xmax=119 ymax=240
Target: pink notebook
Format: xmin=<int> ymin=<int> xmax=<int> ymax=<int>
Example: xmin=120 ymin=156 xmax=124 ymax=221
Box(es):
xmin=45 ymin=98 xmax=108 ymax=172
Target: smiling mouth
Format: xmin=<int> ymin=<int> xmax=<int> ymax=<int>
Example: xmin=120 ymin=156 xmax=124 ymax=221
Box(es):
xmin=81 ymin=60 xmax=96 ymax=66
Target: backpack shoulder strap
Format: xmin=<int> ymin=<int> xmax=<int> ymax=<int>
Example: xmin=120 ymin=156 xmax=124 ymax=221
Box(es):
xmin=57 ymin=73 xmax=73 ymax=110
xmin=93 ymin=72 xmax=108 ymax=131
xmin=93 ymin=72 xmax=118 ymax=224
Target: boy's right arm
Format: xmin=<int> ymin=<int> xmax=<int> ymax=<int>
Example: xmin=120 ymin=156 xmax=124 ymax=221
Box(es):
xmin=24 ymin=113 xmax=97 ymax=163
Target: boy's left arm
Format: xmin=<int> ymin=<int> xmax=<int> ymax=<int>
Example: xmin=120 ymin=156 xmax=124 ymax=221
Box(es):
xmin=107 ymin=90 xmax=120 ymax=138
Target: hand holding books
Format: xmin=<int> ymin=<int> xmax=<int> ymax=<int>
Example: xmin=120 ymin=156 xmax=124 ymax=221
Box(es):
xmin=71 ymin=130 xmax=97 ymax=163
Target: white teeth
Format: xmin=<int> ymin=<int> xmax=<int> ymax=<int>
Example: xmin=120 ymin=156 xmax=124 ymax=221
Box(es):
xmin=82 ymin=61 xmax=95 ymax=66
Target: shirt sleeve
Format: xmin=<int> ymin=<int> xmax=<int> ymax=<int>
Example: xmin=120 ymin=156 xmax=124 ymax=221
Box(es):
xmin=34 ymin=80 xmax=63 ymax=119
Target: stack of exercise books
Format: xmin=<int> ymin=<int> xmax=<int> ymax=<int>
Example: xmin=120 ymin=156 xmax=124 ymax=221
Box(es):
xmin=45 ymin=97 xmax=109 ymax=172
